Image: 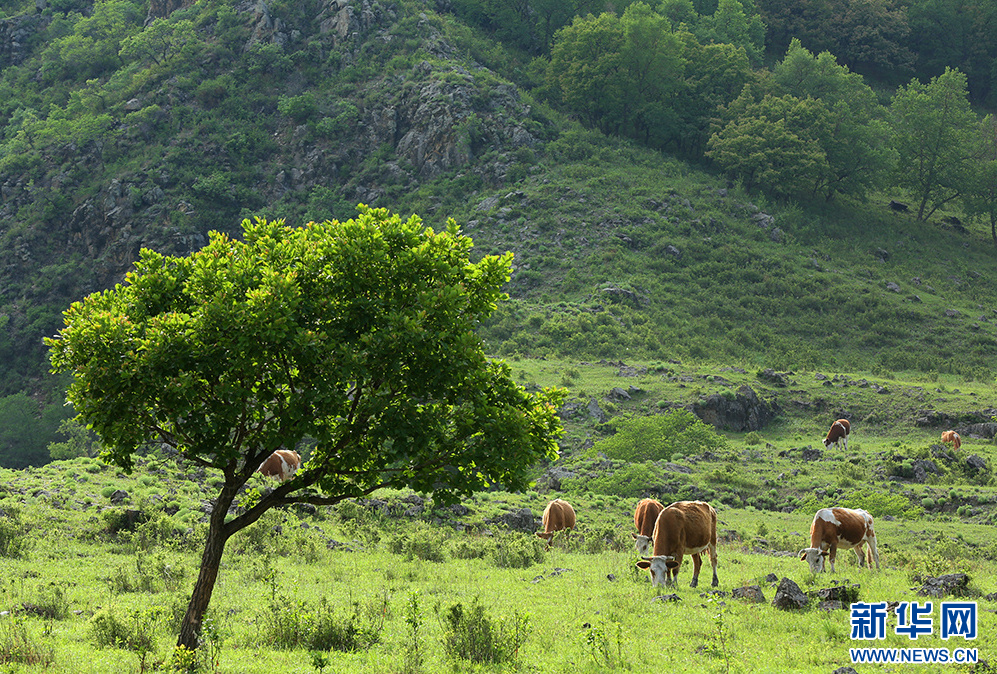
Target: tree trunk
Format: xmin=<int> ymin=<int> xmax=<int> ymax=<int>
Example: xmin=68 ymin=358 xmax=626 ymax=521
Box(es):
xmin=176 ymin=483 xmax=238 ymax=651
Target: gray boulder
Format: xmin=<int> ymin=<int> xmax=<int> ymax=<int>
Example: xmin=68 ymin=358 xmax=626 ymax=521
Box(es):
xmin=692 ymin=385 xmax=775 ymax=432
xmin=772 ymin=577 xmax=808 ymax=610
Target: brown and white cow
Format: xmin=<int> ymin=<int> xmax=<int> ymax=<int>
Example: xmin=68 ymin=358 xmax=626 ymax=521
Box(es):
xmin=631 ymin=498 xmax=664 ymax=557
xmin=941 ymin=430 xmax=962 ymax=452
xmin=799 ymin=507 xmax=880 ymax=573
xmin=635 ymin=500 xmax=719 ymax=588
xmin=823 ymin=419 xmax=851 ymax=450
xmin=257 ymin=449 xmax=301 ymax=482
xmin=535 ymin=499 xmax=576 ymax=546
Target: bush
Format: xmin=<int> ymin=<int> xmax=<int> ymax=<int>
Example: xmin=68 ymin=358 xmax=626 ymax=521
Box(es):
xmin=488 ymin=533 xmax=545 ymax=569
xmin=0 ymin=617 xmax=53 ymax=666
xmin=386 ymin=525 xmax=448 ymax=563
xmin=277 ymin=92 xmax=318 ymax=123
xmin=437 ymin=599 xmax=529 ymax=664
xmin=89 ymin=607 xmax=158 ymax=653
xmin=0 ymin=508 xmax=32 ymax=559
xmin=258 ymin=595 xmax=383 ymax=652
xmin=565 ymin=462 xmax=663 ymax=498
xmin=593 ymin=409 xmax=729 ymax=462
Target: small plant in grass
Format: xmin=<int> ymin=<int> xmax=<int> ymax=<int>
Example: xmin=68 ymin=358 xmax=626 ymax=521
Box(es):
xmin=705 ymin=597 xmax=734 ymax=673
xmin=402 ymin=590 xmax=423 ymax=673
xmin=310 ymin=650 xmax=330 ymax=673
xmin=581 ymin=618 xmax=629 ymax=670
xmin=437 ymin=597 xmax=530 ymax=664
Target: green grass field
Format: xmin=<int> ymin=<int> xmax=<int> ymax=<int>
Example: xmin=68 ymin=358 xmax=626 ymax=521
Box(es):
xmin=0 ymin=358 xmax=994 ymax=672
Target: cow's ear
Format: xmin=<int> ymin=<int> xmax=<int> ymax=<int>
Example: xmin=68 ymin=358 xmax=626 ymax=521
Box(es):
xmin=798 ymin=549 xmax=807 ymax=561
xmin=636 ymin=561 xmax=651 ymax=570
xmin=631 ymin=532 xmax=639 ymax=540
xmin=821 ymin=550 xmax=829 ymax=557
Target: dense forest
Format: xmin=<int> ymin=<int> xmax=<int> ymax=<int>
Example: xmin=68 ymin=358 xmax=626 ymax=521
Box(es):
xmin=0 ymin=0 xmax=996 ymax=468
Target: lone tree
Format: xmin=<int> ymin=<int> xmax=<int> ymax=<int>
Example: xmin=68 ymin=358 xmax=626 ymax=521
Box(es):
xmin=46 ymin=206 xmax=564 ymax=653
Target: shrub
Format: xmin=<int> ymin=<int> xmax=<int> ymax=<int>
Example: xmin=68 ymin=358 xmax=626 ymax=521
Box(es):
xmin=277 ymin=92 xmax=318 ymax=123
xmin=89 ymin=607 xmax=158 ymax=653
xmin=20 ymin=583 xmax=69 ymax=620
xmin=593 ymin=409 xmax=729 ymax=462
xmin=437 ymin=599 xmax=529 ymax=664
xmin=258 ymin=595 xmax=383 ymax=652
xmin=488 ymin=533 xmax=545 ymax=569
xmin=386 ymin=526 xmax=448 ymax=563
xmin=0 ymin=508 xmax=32 ymax=559
xmin=565 ymin=462 xmax=663 ymax=498
xmin=0 ymin=617 xmax=53 ymax=666
xmin=447 ymin=537 xmax=489 ymax=560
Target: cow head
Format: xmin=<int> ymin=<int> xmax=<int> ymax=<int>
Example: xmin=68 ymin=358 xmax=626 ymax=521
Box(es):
xmin=799 ymin=547 xmax=827 ymax=573
xmin=636 ymin=555 xmax=677 ymax=587
xmin=822 ymin=437 xmax=832 ymax=448
xmin=632 ymin=533 xmax=653 ymax=557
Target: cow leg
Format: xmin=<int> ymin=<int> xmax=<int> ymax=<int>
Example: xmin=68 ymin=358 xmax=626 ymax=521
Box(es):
xmin=867 ymin=535 xmax=881 ymax=570
xmin=828 ymin=544 xmax=837 ymax=573
xmin=689 ymin=553 xmax=702 ymax=588
xmin=853 ymin=544 xmax=865 ymax=567
xmin=708 ymin=544 xmax=719 ymax=587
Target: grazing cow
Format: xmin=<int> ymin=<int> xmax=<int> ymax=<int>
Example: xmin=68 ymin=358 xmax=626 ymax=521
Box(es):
xmin=799 ymin=507 xmax=880 ymax=573
xmin=535 ymin=499 xmax=575 ymax=545
xmin=941 ymin=430 xmax=962 ymax=452
xmin=822 ymin=419 xmax=851 ymax=450
xmin=635 ymin=501 xmax=719 ymax=588
xmin=631 ymin=498 xmax=664 ymax=557
xmin=257 ymin=450 xmax=301 ymax=482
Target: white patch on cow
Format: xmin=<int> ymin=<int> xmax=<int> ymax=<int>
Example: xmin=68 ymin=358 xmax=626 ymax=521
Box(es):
xmin=816 ymin=508 xmax=841 ymax=526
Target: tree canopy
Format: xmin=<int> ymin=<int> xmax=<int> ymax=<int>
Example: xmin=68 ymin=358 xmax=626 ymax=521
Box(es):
xmin=47 ymin=206 xmax=565 ymax=651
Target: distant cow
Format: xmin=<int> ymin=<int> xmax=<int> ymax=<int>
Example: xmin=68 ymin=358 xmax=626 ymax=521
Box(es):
xmin=635 ymin=500 xmax=718 ymax=588
xmin=823 ymin=419 xmax=851 ymax=450
xmin=799 ymin=507 xmax=880 ymax=573
xmin=535 ymin=499 xmax=575 ymax=546
xmin=941 ymin=430 xmax=962 ymax=451
xmin=257 ymin=450 xmax=301 ymax=482
xmin=631 ymin=498 xmax=664 ymax=557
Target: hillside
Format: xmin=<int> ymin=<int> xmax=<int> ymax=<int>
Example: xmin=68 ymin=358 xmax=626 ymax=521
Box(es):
xmin=1 ymin=0 xmax=996 ymax=468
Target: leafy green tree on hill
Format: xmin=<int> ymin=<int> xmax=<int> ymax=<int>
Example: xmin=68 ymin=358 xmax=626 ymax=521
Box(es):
xmin=889 ymin=67 xmax=979 ymax=221
xmin=706 ymin=87 xmax=831 ymax=197
xmin=772 ymin=40 xmax=894 ymax=200
xmin=47 ymin=207 xmax=565 ymax=653
xmin=965 ymin=115 xmax=997 ymax=245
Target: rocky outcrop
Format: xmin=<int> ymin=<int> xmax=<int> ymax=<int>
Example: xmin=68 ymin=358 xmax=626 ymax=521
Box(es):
xmin=146 ymin=0 xmax=196 ymax=23
xmin=0 ymin=13 xmax=49 ymax=69
xmin=691 ymin=385 xmax=775 ymax=432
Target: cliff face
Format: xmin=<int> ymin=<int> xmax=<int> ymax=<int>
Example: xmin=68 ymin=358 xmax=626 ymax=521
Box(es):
xmin=0 ymin=12 xmax=49 ymax=70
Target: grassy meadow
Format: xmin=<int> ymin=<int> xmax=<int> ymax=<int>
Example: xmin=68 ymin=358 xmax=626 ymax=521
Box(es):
xmin=0 ymin=359 xmax=995 ymax=672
